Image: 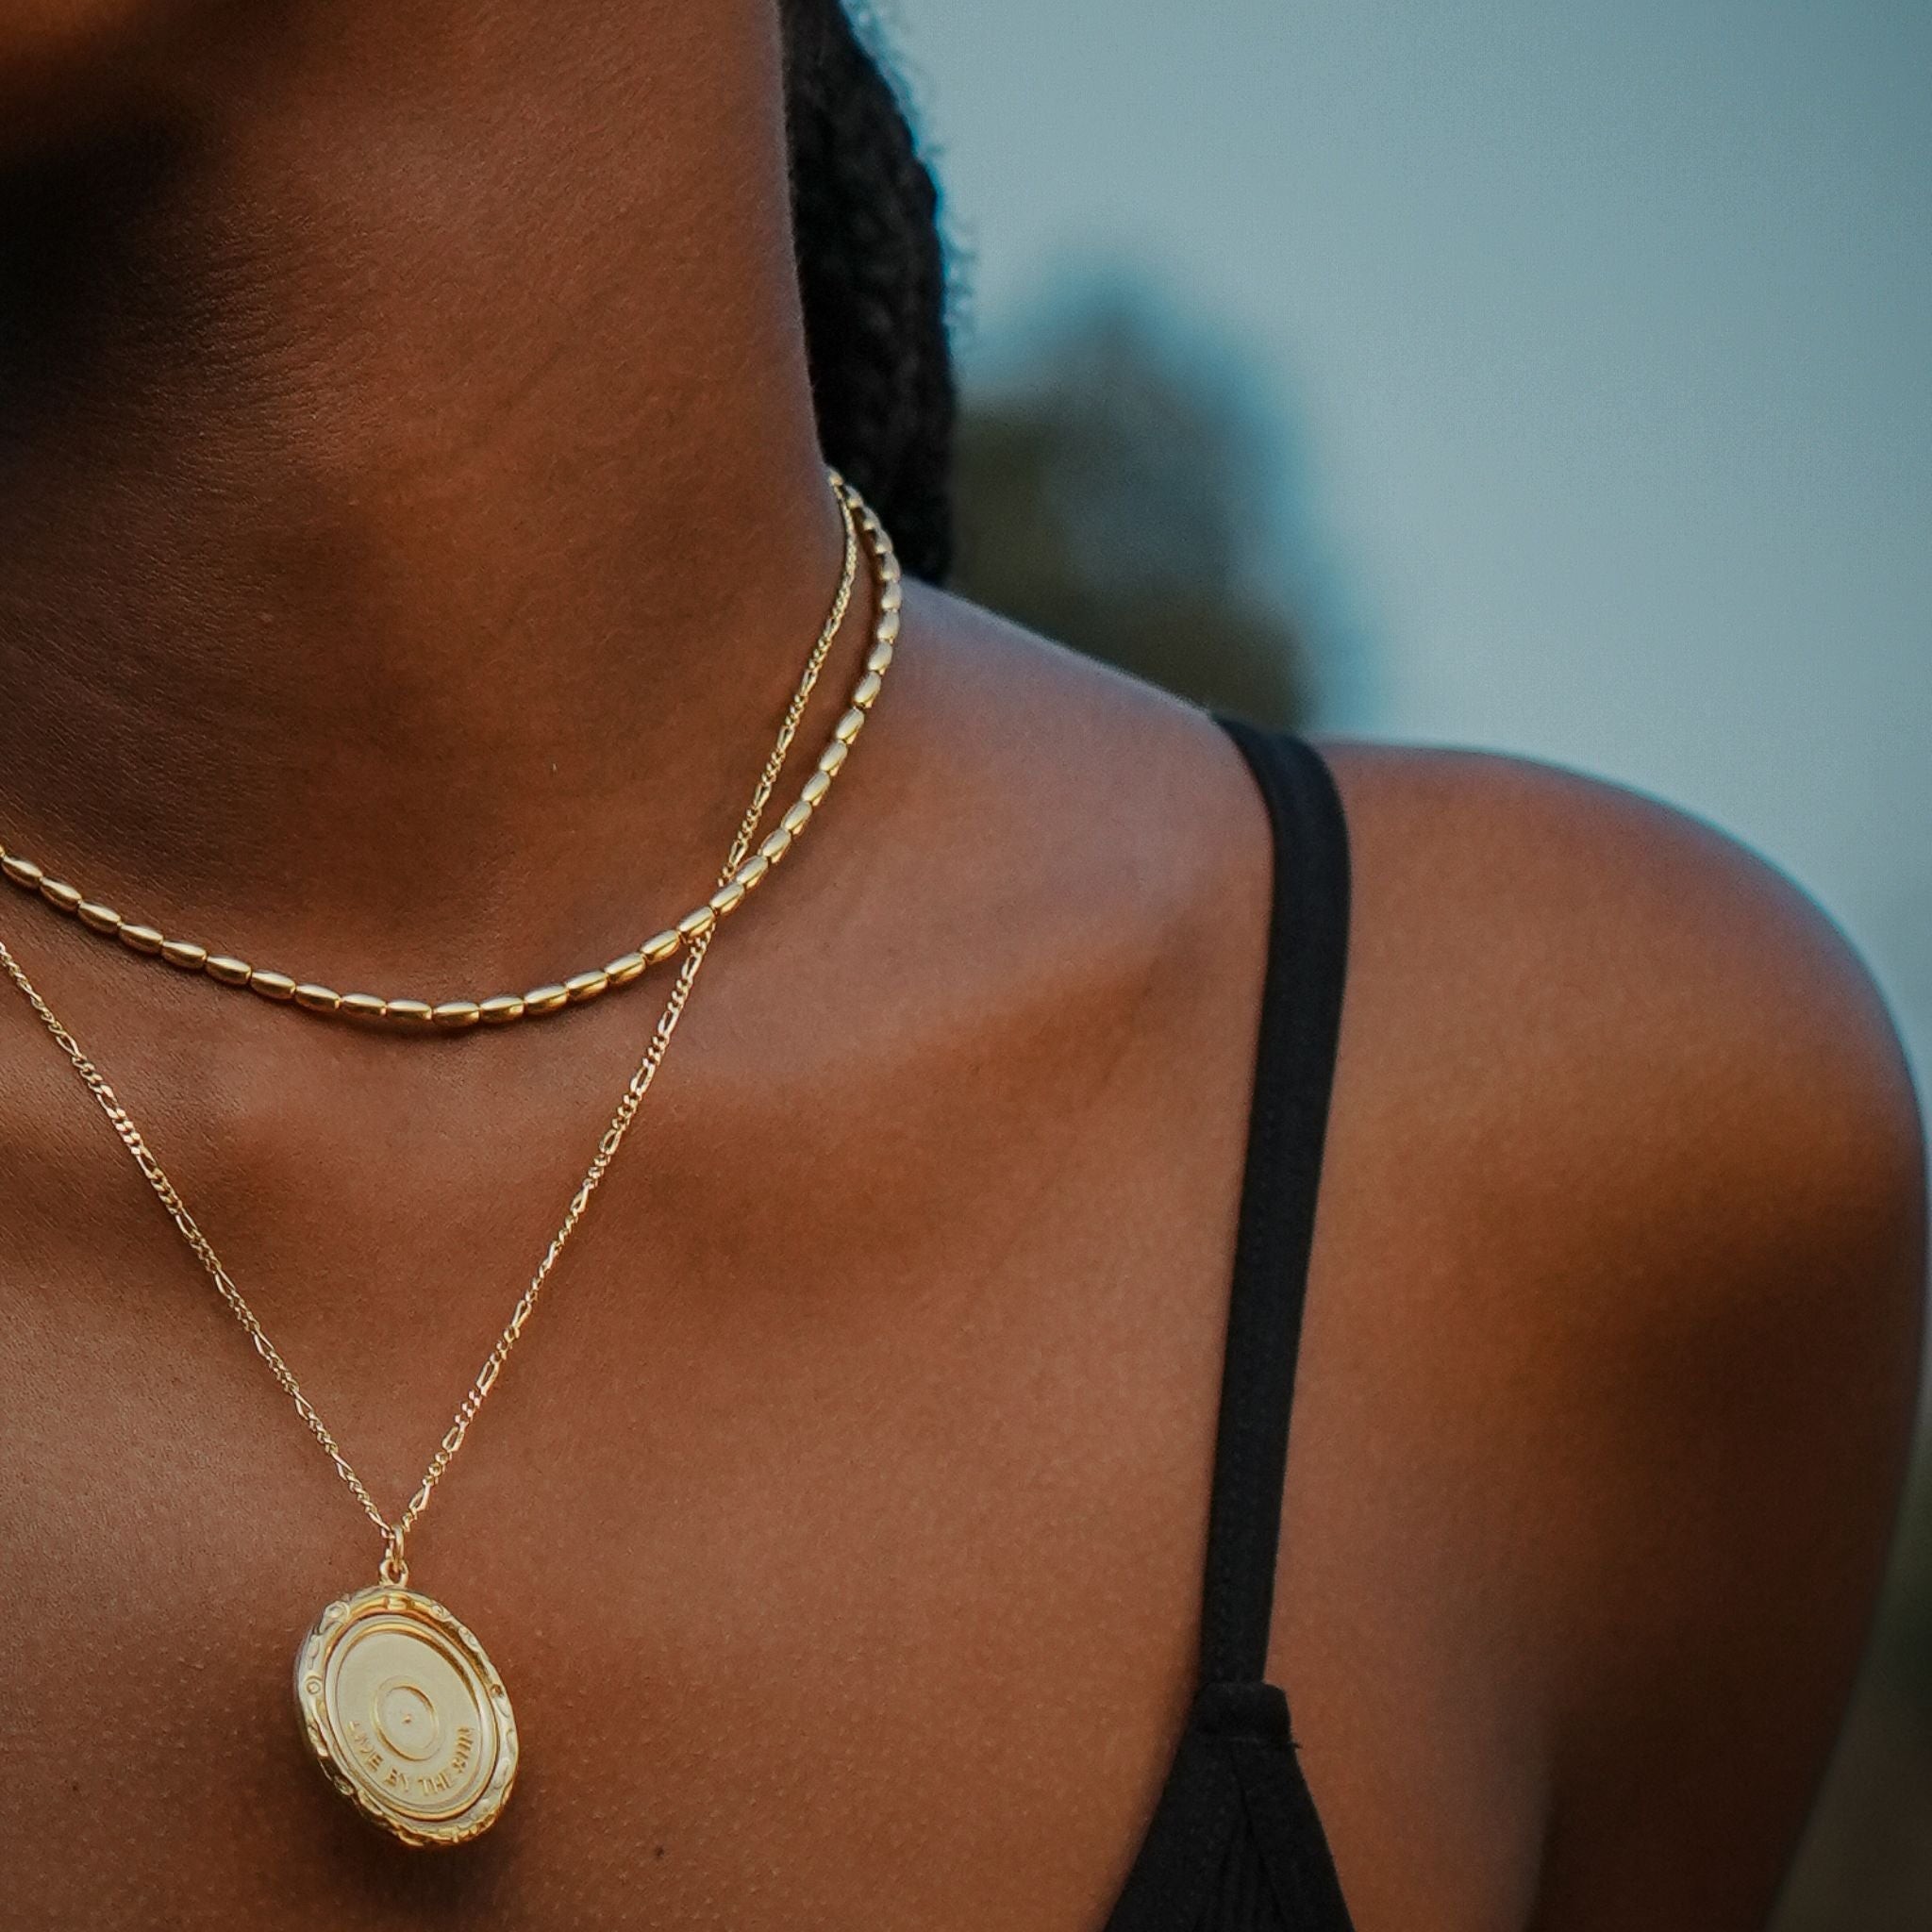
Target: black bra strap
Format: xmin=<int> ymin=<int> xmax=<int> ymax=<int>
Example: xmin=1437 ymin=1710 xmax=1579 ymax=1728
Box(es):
xmin=1199 ymin=724 xmax=1353 ymax=1688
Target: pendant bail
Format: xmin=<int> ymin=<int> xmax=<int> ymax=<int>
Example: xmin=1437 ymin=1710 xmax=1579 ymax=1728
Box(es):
xmin=379 ymin=1526 xmax=410 ymax=1590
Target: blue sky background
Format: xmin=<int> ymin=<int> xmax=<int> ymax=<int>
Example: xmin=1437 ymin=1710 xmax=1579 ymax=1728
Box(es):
xmin=883 ymin=0 xmax=1932 ymax=1068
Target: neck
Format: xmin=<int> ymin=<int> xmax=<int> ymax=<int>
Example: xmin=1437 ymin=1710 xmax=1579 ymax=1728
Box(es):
xmin=0 ymin=1 xmax=853 ymax=989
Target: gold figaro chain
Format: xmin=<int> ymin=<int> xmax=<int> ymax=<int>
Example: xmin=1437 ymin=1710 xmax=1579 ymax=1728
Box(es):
xmin=0 ymin=486 xmax=903 ymax=1583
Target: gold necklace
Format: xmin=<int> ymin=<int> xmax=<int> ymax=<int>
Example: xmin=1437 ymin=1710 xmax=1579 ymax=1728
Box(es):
xmin=0 ymin=471 xmax=905 ymax=1033
xmin=0 ymin=490 xmax=904 ymax=1847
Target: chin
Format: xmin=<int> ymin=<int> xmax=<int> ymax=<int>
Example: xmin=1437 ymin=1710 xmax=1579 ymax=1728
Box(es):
xmin=0 ymin=0 xmax=200 ymax=153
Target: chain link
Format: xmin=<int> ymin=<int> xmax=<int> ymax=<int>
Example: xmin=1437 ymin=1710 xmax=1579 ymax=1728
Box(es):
xmin=0 ymin=479 xmax=884 ymax=1585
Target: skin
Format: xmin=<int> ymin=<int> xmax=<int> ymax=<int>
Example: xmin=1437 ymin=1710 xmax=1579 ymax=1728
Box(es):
xmin=0 ymin=5 xmax=1922 ymax=1928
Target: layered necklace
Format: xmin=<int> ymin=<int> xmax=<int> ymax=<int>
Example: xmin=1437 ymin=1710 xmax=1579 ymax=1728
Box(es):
xmin=0 ymin=474 xmax=903 ymax=1030
xmin=0 ymin=472 xmax=904 ymax=1847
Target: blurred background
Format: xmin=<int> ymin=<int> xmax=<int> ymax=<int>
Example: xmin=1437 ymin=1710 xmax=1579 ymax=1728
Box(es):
xmin=872 ymin=0 xmax=1932 ymax=1922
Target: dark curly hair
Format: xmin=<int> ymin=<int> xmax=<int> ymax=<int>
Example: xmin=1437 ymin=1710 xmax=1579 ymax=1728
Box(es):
xmin=781 ymin=0 xmax=956 ymax=584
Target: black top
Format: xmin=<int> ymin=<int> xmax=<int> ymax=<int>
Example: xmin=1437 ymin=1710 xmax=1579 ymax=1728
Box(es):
xmin=1100 ymin=725 xmax=1356 ymax=1931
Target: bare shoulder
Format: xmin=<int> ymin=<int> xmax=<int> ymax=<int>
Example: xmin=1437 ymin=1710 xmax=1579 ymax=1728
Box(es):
xmin=887 ymin=591 xmax=1925 ymax=1924
xmin=1317 ymin=737 xmax=1924 ymax=1296
xmin=1303 ymin=739 xmax=1925 ymax=1927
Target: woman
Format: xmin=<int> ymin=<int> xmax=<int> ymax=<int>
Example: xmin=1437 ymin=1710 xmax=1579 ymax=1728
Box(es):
xmin=0 ymin=3 xmax=1922 ymax=1927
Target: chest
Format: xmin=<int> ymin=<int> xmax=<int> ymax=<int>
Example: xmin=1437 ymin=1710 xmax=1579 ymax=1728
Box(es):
xmin=0 ymin=1037 xmax=1241 ymax=1929
xmin=0 ymin=891 xmax=1547 ymax=1930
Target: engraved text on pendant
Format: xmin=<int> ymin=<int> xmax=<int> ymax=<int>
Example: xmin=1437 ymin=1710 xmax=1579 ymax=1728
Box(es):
xmin=293 ymin=1584 xmax=519 ymax=1847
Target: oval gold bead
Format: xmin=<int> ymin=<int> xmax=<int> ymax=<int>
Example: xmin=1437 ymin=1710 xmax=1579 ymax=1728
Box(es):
xmin=432 ymin=1000 xmax=483 ymax=1031
xmin=387 ymin=998 xmax=435 ymax=1026
xmin=605 ymin=951 xmax=649 ymax=988
xmin=865 ymin=639 xmax=895 ymax=675
xmin=564 ymin=970 xmax=610 ymax=1004
xmin=801 ymin=770 xmax=834 ymax=805
xmin=641 ymin=928 xmax=683 ymax=965
xmin=119 ymin=924 xmax=165 ymax=956
xmin=206 ymin=955 xmax=253 ymax=987
xmin=76 ymin=901 xmax=125 ymax=935
xmin=524 ymin=985 xmax=570 ymax=1016
xmin=160 ymin=940 xmax=209 ymax=972
xmin=675 ymin=907 xmax=716 ymax=941
xmin=852 ymin=670 xmax=885 ymax=711
xmin=294 ymin=984 xmax=342 ymax=1014
xmin=833 ymin=707 xmax=867 ymax=745
xmin=3 ymin=855 xmax=45 ymax=889
xmin=758 ymin=827 xmax=794 ymax=865
xmin=816 ymin=741 xmax=849 ymax=778
xmin=39 ymin=878 xmax=83 ymax=913
xmin=708 ymin=880 xmax=746 ymax=920
xmin=875 ymin=606 xmax=902 ymax=644
xmin=339 ymin=992 xmax=388 ymax=1020
xmin=250 ymin=970 xmax=298 ymax=1003
xmin=779 ymin=801 xmax=814 ymax=838
xmin=734 ymin=854 xmax=771 ymax=893
xmin=478 ymin=995 xmax=526 ymax=1025
xmin=880 ymin=578 xmax=904 ymax=615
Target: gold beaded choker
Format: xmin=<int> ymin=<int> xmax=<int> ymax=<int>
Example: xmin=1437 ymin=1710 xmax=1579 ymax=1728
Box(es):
xmin=0 ymin=471 xmax=904 ymax=1031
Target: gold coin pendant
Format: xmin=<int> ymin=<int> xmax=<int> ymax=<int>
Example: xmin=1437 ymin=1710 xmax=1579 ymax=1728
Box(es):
xmin=293 ymin=1584 xmax=519 ymax=1847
